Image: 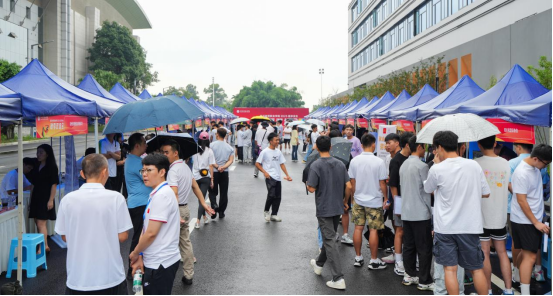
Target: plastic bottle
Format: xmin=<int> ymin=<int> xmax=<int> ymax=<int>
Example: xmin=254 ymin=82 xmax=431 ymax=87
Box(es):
xmin=132 ymin=270 xmax=143 ymax=294
xmin=11 ymin=192 xmax=17 ymax=209
xmin=8 ymin=192 xmax=16 ymax=210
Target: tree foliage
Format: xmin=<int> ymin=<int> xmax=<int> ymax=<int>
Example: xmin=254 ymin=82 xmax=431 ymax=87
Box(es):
xmin=92 ymin=70 xmax=128 ymax=91
xmin=231 ymin=81 xmax=305 ymax=108
xmin=527 ymin=56 xmax=552 ymax=90
xmin=163 ymin=84 xmax=200 ymax=99
xmin=87 ymin=21 xmax=158 ymax=94
xmin=0 ymin=59 xmax=21 ymax=82
xmin=203 ymin=83 xmax=228 ymax=106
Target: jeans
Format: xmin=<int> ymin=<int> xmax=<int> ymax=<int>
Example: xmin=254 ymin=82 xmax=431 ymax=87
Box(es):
xmin=196 ymin=177 xmax=211 ymax=219
xmin=316 ymin=216 xmax=343 ymax=281
xmin=304 ymin=144 xmax=313 ymax=161
xmin=209 ymin=171 xmax=229 ymax=215
xmin=403 ymin=220 xmax=433 ymax=284
xmin=292 ymin=145 xmax=298 ymax=160
xmin=433 ymin=262 xmax=465 ymax=295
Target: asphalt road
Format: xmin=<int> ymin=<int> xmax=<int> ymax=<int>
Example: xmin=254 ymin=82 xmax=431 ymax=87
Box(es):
xmin=0 ymin=147 xmax=550 ymax=294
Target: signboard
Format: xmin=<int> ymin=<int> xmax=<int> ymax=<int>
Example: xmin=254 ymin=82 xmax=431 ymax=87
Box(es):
xmin=392 ymin=120 xmax=415 ymax=132
xmin=195 ymin=119 xmax=202 ymax=128
xmin=233 ymin=107 xmax=310 ymax=121
xmin=346 ymin=118 xmax=355 ymax=126
xmin=326 ymin=118 xmax=332 ymax=124
xmin=184 ymin=120 xmax=192 ymax=130
xmin=356 ymin=118 xmax=369 ymax=128
xmin=168 ymin=124 xmax=180 ymax=131
xmin=338 ymin=119 xmax=346 ymax=125
xmin=371 ymin=119 xmax=386 ymax=130
xmin=36 ymin=115 xmax=88 ymax=138
xmin=146 ymin=126 xmax=164 ymax=132
xmin=204 ymin=118 xmax=210 ymax=125
xmin=377 ymin=125 xmax=397 ymax=162
xmin=487 ymin=118 xmax=535 ymax=144
xmin=421 ymin=119 xmax=432 ymax=129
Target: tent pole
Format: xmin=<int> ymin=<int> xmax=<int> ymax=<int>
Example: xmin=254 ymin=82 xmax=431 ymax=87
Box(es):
xmin=94 ymin=118 xmax=99 ymax=154
xmin=17 ymin=120 xmax=23 ymax=284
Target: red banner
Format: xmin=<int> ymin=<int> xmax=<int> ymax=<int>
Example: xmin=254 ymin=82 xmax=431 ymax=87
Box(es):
xmin=36 ymin=115 xmax=88 ymax=138
xmin=233 ymin=107 xmax=310 ymax=120
xmin=421 ymin=119 xmax=432 ymax=129
xmin=204 ymin=118 xmax=210 ymax=125
xmin=168 ymin=124 xmax=180 ymax=131
xmin=356 ymin=118 xmax=368 ymax=128
xmin=184 ymin=120 xmax=192 ymax=130
xmin=487 ymin=118 xmax=535 ymax=144
xmin=392 ymin=120 xmax=415 ymax=132
xmin=195 ymin=119 xmax=202 ymax=128
xmin=371 ymin=119 xmax=386 ymax=130
xmin=346 ymin=118 xmax=355 ymax=126
xmin=326 ymin=118 xmax=332 ymax=124
xmin=338 ymin=119 xmax=346 ymax=125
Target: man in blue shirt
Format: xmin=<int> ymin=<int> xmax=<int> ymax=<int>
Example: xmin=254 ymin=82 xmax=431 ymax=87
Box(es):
xmin=124 ymin=133 xmax=152 ymax=278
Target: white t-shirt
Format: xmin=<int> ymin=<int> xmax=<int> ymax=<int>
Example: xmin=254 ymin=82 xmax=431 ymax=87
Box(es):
xmin=142 ymin=182 xmax=181 ymax=269
xmin=55 ymin=183 xmax=132 ymax=291
xmin=424 ymin=157 xmax=491 ymax=234
xmin=475 ymin=156 xmax=511 ymax=229
xmin=511 ymin=160 xmax=544 ymax=224
xmin=256 ymin=148 xmax=286 ymax=181
xmin=348 ymin=152 xmax=388 ymax=208
xmin=311 ymin=131 xmax=320 ymax=145
xmin=100 ymin=138 xmax=120 ymax=177
xmin=167 ymin=160 xmax=192 ymax=205
xmin=192 ymin=148 xmax=216 ymax=180
xmin=210 ymin=129 xmax=217 ymax=142
xmin=1 ymin=169 xmax=31 ymax=200
xmin=267 ymin=125 xmax=275 ymax=135
xmin=255 ymin=128 xmax=270 ymax=150
xmin=236 ymin=130 xmax=244 ymax=147
xmin=283 ymin=127 xmax=292 ymax=139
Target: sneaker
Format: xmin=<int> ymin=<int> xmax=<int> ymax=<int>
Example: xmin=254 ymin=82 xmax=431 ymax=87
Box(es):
xmin=264 ymin=211 xmax=270 ymax=222
xmin=254 ymin=173 xmax=258 ymax=178
xmin=381 ymin=254 xmax=395 ymax=264
xmin=353 ymin=257 xmax=364 ymax=267
xmin=310 ymin=259 xmax=322 ymax=275
xmin=402 ymin=273 xmax=419 ymax=286
xmin=417 ymin=282 xmax=435 ymax=291
xmin=385 ymin=246 xmax=394 ymax=253
xmin=326 ymin=279 xmax=346 ymax=290
xmin=532 ymin=269 xmax=545 ymax=282
xmin=394 ymin=261 xmax=405 ymax=276
xmin=270 ymin=215 xmax=282 ymax=222
xmin=368 ymin=259 xmax=387 ymax=270
xmin=341 ymin=234 xmax=353 ymax=245
xmin=195 ymin=222 xmax=200 ymax=229
xmin=464 ymin=275 xmax=474 ymax=286
xmin=182 ymin=276 xmax=193 ymax=285
xmin=204 ymin=217 xmax=209 ymax=224
xmin=502 ymin=289 xmax=515 ymax=295
xmin=302 ymin=160 xmax=307 ymax=163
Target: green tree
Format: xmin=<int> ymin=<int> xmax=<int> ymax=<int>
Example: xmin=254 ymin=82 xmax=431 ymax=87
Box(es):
xmin=92 ymin=70 xmax=128 ymax=91
xmin=527 ymin=56 xmax=552 ymax=90
xmin=163 ymin=86 xmax=185 ymax=97
xmin=203 ymin=83 xmax=228 ymax=106
xmin=0 ymin=59 xmax=21 ymax=82
xmin=87 ymin=21 xmax=159 ymax=94
xmin=231 ymin=81 xmax=305 ymax=108
xmin=183 ymin=84 xmax=199 ymax=99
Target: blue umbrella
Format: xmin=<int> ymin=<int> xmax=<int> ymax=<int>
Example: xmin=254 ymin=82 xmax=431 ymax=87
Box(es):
xmin=103 ymin=95 xmax=205 ymax=134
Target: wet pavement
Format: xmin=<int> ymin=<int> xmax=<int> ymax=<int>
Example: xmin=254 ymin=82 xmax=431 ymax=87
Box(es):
xmin=1 ymin=147 xmax=551 ymax=294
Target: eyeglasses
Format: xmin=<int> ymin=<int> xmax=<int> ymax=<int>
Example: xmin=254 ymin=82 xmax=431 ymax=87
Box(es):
xmin=537 ymin=158 xmax=550 ymax=166
xmin=139 ymin=168 xmax=157 ymax=175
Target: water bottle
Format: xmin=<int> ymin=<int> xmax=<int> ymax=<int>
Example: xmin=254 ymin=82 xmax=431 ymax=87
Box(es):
xmin=132 ymin=270 xmax=143 ymax=294
xmin=10 ymin=192 xmax=17 ymax=209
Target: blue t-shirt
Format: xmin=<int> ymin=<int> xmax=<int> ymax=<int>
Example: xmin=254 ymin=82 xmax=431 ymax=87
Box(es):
xmin=125 ymin=154 xmax=152 ymax=209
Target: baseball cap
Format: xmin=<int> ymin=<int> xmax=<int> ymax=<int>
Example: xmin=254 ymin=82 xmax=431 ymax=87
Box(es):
xmin=199 ymin=131 xmax=210 ymax=140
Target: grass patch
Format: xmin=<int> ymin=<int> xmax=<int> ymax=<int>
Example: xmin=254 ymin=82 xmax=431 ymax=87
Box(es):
xmin=1 ymin=134 xmax=42 ymax=144
xmin=88 ymin=125 xmax=105 ymax=133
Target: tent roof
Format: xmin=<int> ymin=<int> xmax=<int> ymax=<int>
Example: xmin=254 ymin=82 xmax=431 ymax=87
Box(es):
xmin=0 ymin=84 xmax=23 ymax=121
xmin=77 ymin=74 xmax=125 ymax=105
xmin=388 ymin=84 xmax=439 ymax=115
xmin=338 ymin=97 xmax=369 ymax=119
xmin=109 ymin=82 xmax=142 ymax=103
xmin=138 ymin=89 xmax=153 ymax=99
xmin=370 ymin=90 xmax=412 ymax=119
xmin=360 ymin=92 xmax=396 ymax=117
xmin=2 ymin=59 xmax=106 ymax=118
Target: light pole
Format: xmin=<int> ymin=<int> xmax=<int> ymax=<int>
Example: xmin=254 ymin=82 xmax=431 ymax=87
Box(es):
xmin=29 ymin=40 xmax=53 ymax=62
xmin=319 ymin=68 xmax=324 ymax=102
xmin=212 ymin=77 xmax=215 ymax=106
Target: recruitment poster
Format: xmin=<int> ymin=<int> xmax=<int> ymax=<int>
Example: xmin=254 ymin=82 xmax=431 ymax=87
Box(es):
xmin=377 ymin=125 xmax=397 ymax=162
xmin=36 ymin=115 xmax=88 ymax=139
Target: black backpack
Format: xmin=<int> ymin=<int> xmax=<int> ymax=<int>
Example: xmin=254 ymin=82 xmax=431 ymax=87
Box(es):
xmin=363 ymin=225 xmax=394 ymax=250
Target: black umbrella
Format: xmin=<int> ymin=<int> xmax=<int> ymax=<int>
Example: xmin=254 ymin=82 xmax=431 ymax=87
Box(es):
xmin=146 ymin=132 xmax=202 ymax=160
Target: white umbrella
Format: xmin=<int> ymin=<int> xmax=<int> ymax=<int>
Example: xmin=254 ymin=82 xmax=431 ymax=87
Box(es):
xmin=287 ymin=120 xmax=306 ymax=126
xmin=416 ymin=113 xmax=500 ymax=144
xmin=230 ymin=117 xmax=249 ymax=125
xmin=306 ymin=119 xmax=325 ymax=126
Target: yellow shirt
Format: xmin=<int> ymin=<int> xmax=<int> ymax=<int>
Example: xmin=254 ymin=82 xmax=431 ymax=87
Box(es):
xmin=291 ymin=130 xmax=298 ymax=145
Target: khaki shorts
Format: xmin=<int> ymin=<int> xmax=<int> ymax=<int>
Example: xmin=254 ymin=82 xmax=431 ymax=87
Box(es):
xmin=352 ymin=201 xmax=384 ymax=230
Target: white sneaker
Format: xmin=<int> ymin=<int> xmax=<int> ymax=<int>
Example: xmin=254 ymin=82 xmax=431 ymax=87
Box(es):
xmin=270 ymin=215 xmax=282 ymax=222
xmin=402 ymin=273 xmax=419 ymax=286
xmin=326 ymin=278 xmax=346 ymax=290
xmin=394 ymin=261 xmax=405 ymax=276
xmin=341 ymin=234 xmax=353 ymax=245
xmin=381 ymin=254 xmax=395 ymax=264
xmin=417 ymin=282 xmax=435 ymax=291
xmin=264 ymin=211 xmax=270 ymax=222
xmin=310 ymin=259 xmax=322 ymax=275
xmin=204 ymin=217 xmax=209 ymax=224
xmin=194 ymin=222 xmax=200 ymax=229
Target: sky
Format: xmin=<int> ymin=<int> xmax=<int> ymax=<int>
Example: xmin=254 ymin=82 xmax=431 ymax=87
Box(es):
xmin=133 ymin=0 xmax=349 ymax=110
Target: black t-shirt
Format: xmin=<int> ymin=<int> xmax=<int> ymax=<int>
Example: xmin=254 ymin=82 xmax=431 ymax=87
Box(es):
xmin=388 ymin=152 xmax=408 ymax=196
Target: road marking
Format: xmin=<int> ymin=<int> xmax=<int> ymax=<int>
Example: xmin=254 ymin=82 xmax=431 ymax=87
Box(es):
xmin=0 ymin=166 xmax=5 ymax=168
xmin=491 ymin=273 xmax=520 ymax=295
xmin=189 ymin=218 xmax=197 ymax=234
xmin=229 ymin=165 xmax=236 ymax=171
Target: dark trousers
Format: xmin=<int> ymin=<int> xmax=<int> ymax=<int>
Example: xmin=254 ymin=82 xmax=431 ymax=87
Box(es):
xmin=197 ymin=177 xmax=211 ymax=218
xmin=237 ymin=146 xmax=243 ymax=160
xmin=105 ymin=177 xmax=117 ymax=191
xmin=144 ymin=261 xmax=179 ymax=295
xmin=209 ymin=171 xmax=229 ymax=215
xmin=292 ymin=145 xmax=298 ymax=160
xmin=302 ymin=142 xmax=308 ymax=152
xmin=403 ymin=219 xmax=433 ymax=284
xmin=264 ymin=178 xmax=282 ymax=215
xmin=66 ymin=280 xmax=127 ymax=295
xmin=128 ymin=205 xmax=146 ymax=272
xmin=316 ymin=215 xmax=343 ymax=281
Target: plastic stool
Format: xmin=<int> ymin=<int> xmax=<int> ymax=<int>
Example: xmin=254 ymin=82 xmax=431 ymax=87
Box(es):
xmin=6 ymin=234 xmax=47 ymax=278
xmin=542 ymin=237 xmax=552 ymax=280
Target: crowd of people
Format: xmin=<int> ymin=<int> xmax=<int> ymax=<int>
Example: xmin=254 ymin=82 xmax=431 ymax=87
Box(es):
xmin=1 ymin=118 xmax=550 ymax=295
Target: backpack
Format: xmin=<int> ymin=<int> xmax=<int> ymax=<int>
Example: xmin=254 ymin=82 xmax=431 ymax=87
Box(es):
xmin=363 ymin=225 xmax=394 ymax=250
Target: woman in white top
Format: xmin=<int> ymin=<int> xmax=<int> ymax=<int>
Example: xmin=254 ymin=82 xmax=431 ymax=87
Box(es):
xmin=193 ymin=132 xmax=217 ymax=228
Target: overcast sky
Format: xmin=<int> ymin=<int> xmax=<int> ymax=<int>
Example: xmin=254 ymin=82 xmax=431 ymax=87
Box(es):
xmin=133 ymin=0 xmax=349 ymax=110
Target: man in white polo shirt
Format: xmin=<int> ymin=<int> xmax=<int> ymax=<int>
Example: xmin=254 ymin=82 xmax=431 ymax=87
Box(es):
xmin=161 ymin=140 xmax=214 ymax=286
xmin=56 ymin=154 xmax=132 ymax=294
xmin=129 ymin=154 xmax=180 ymax=295
xmin=100 ymin=133 xmax=121 ymax=190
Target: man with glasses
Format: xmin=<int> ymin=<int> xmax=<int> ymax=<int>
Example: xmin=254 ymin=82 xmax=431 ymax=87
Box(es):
xmin=124 ymin=133 xmax=152 ymax=279
xmin=510 ymin=144 xmax=551 ymax=295
xmin=129 ymin=154 xmax=181 ymax=295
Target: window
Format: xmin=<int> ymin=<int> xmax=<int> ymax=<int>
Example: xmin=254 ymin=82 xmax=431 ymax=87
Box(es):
xmin=433 ymin=0 xmax=442 ymax=25
xmin=26 ymin=7 xmax=30 ymax=19
xmin=416 ymin=4 xmax=428 ymax=35
xmin=0 ymin=0 xmax=3 ymax=8
xmin=10 ymin=0 xmax=15 ymax=13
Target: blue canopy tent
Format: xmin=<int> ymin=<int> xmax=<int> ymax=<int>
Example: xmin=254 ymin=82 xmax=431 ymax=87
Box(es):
xmin=0 ymin=84 xmax=25 ymax=122
xmin=389 ymin=77 xmax=483 ymax=121
xmin=385 ymin=84 xmax=439 ymax=120
xmin=332 ymin=100 xmax=358 ymax=119
xmin=322 ymin=104 xmax=344 ymax=120
xmin=370 ymin=90 xmax=412 ymax=119
xmin=306 ymin=106 xmax=329 ymax=119
xmin=189 ymin=99 xmax=218 ymax=121
xmin=359 ymin=92 xmax=396 ymax=118
xmin=337 ymin=98 xmax=369 ymax=119
xmin=77 ymin=74 xmax=125 ymax=105
xmin=138 ymin=89 xmax=153 ymax=99
xmin=157 ymin=93 xmax=163 ymax=97
xmin=328 ymin=103 xmax=352 ymax=120
xmin=346 ymin=96 xmax=379 ymax=119
xmin=109 ymin=82 xmax=142 ymax=103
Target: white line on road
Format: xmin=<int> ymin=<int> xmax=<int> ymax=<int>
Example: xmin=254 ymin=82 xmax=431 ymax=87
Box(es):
xmin=229 ymin=165 xmax=236 ymax=171
xmin=189 ymin=218 xmax=197 ymax=234
xmin=491 ymin=273 xmax=520 ymax=295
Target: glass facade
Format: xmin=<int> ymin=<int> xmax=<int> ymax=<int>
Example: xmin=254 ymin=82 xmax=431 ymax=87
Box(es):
xmin=351 ymin=0 xmax=476 ymax=73
xmin=352 ymin=0 xmax=406 ymax=48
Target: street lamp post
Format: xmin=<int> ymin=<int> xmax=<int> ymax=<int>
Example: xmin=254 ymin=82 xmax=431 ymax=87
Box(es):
xmin=29 ymin=40 xmax=53 ymax=62
xmin=319 ymin=68 xmax=324 ymax=102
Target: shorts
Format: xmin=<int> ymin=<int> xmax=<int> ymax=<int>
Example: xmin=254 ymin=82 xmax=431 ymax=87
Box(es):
xmin=283 ymin=138 xmax=290 ymax=144
xmin=479 ymin=227 xmax=507 ymax=241
xmin=352 ymin=201 xmax=384 ymax=230
xmin=433 ymin=233 xmax=484 ymax=270
xmin=511 ymin=222 xmax=541 ymax=253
